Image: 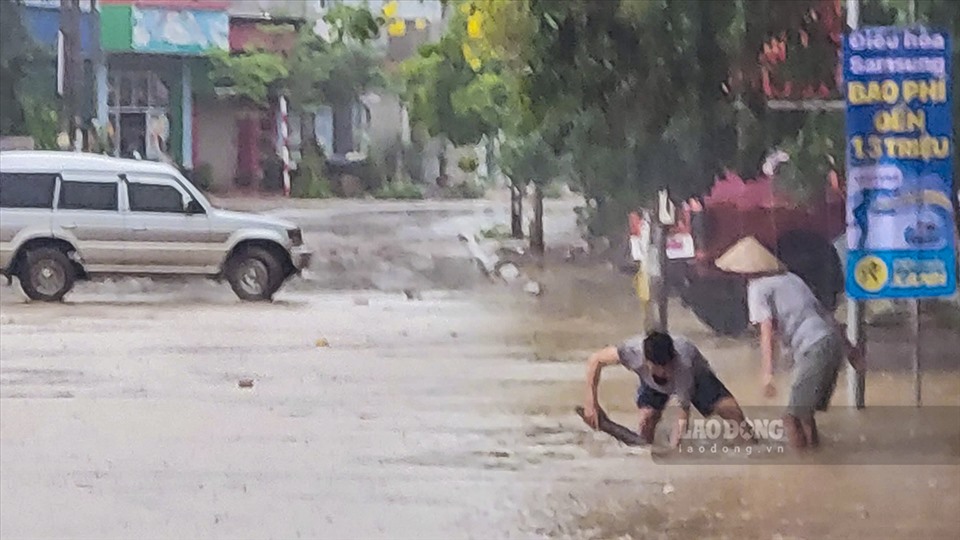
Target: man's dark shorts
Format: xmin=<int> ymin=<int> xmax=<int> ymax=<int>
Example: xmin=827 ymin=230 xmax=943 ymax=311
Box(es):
xmin=636 ymin=369 xmax=732 ymax=416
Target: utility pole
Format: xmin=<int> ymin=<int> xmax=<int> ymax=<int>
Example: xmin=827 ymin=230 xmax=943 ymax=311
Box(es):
xmin=59 ymin=0 xmax=83 ymax=151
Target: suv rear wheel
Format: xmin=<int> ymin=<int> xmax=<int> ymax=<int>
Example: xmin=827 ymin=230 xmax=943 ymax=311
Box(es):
xmin=19 ymin=247 xmax=76 ymax=302
xmin=226 ymin=246 xmax=283 ymax=301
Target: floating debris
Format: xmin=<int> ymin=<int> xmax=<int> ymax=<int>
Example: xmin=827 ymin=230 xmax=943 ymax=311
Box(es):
xmin=523 ymin=281 xmax=542 ymax=296
xmin=498 ymin=263 xmax=521 ymax=283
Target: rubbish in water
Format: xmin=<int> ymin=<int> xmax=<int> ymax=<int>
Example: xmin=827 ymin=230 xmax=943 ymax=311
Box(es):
xmin=458 ymin=232 xmax=498 ymax=275
xmin=403 ymin=289 xmax=422 ymax=300
xmin=316 ymin=338 xmax=330 ymax=348
xmin=238 ymin=379 xmax=254 ymax=389
xmin=662 ymin=483 xmax=675 ymax=495
xmin=524 ymin=281 xmax=542 ymax=296
xmin=498 ymin=263 xmax=521 ymax=282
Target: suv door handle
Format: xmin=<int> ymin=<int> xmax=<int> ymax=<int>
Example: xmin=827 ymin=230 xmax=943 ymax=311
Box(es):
xmin=61 ymin=223 xmax=78 ymax=230
xmin=132 ymin=225 xmax=147 ymax=231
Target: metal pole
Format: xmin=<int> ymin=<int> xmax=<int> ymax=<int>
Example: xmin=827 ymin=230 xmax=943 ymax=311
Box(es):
xmin=656 ymin=222 xmax=668 ymax=331
xmin=279 ymin=95 xmax=291 ymax=197
xmin=845 ymin=0 xmax=866 ymax=409
xmin=911 ymin=300 xmax=922 ymax=406
xmin=907 ymin=0 xmax=922 ymax=409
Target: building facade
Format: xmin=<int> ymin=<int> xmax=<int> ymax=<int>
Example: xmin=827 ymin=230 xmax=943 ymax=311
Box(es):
xmin=97 ymin=0 xmax=232 ymax=171
xmin=16 ymin=0 xmax=450 ymax=191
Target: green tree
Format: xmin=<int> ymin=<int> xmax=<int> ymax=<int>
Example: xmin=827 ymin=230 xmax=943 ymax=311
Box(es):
xmin=209 ymin=46 xmax=289 ymax=105
xmin=399 ymin=3 xmax=519 ymax=176
xmin=1 ymin=0 xmax=39 ymax=135
xmin=480 ymin=0 xmax=742 ymax=235
xmin=500 ymin=131 xmax=564 ymax=253
xmin=287 ymin=23 xmax=383 ymax=154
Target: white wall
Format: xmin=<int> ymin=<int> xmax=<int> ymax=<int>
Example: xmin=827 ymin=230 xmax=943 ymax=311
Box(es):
xmin=194 ymin=99 xmax=238 ymax=190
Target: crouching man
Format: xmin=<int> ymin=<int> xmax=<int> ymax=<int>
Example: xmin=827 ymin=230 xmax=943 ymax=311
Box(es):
xmin=583 ymin=331 xmax=752 ymax=447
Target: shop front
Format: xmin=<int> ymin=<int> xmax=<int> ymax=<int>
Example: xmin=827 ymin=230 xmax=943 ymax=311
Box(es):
xmin=97 ymin=0 xmax=228 ymax=171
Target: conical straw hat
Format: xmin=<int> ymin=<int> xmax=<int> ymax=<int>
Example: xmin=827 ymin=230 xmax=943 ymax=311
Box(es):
xmin=715 ymin=236 xmax=786 ymax=274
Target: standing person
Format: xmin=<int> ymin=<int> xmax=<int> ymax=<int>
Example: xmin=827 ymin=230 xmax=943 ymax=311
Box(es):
xmin=583 ymin=331 xmax=752 ymax=447
xmin=715 ymin=236 xmax=863 ymax=449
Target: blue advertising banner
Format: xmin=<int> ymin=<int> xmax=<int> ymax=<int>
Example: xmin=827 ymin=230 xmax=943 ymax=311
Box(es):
xmin=844 ymin=27 xmax=956 ymax=299
xmin=131 ymin=7 xmax=229 ymax=55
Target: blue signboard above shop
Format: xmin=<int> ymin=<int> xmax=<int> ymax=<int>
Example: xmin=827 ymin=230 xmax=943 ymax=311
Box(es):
xmin=131 ymin=6 xmax=229 ymax=55
xmin=843 ymin=27 xmax=956 ymax=299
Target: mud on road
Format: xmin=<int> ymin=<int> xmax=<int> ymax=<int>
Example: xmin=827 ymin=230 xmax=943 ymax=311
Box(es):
xmin=1 ymin=198 xmax=958 ymax=540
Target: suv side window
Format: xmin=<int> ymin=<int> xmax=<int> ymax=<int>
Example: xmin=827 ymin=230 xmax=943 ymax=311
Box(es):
xmin=58 ymin=181 xmax=119 ymax=211
xmin=0 ymin=172 xmax=57 ymax=209
xmin=128 ymin=182 xmax=187 ymax=213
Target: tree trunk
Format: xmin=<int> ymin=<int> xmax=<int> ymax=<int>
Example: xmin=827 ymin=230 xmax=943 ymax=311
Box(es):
xmin=510 ymin=183 xmax=524 ymax=239
xmin=437 ymin=142 xmax=448 ymax=186
xmin=332 ymin=100 xmax=353 ymax=156
xmin=530 ymin=183 xmax=544 ymax=255
xmin=60 ymin=0 xmax=82 ymax=149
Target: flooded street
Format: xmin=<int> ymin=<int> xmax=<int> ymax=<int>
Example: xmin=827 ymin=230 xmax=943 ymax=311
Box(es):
xmin=1 ymin=199 xmax=958 ymax=540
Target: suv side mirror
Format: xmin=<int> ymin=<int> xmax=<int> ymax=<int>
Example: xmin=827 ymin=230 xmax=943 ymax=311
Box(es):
xmin=185 ymin=200 xmax=205 ymax=215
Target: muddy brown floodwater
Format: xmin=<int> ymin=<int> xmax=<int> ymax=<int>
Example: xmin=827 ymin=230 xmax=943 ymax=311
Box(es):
xmin=1 ymin=198 xmax=958 ymax=540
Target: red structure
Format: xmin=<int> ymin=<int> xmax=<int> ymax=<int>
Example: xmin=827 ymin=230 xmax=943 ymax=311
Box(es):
xmin=644 ymin=165 xmax=845 ymax=336
xmin=759 ymin=0 xmax=843 ymax=100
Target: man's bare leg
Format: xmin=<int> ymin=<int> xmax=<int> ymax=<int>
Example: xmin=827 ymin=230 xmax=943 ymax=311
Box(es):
xmin=637 ymin=407 xmax=662 ymax=444
xmin=783 ymin=414 xmax=808 ymax=449
xmin=800 ymin=416 xmax=819 ymax=448
xmin=711 ymin=396 xmax=756 ymax=443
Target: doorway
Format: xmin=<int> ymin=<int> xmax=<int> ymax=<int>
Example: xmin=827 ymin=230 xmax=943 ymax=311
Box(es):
xmin=119 ymin=112 xmax=146 ymax=159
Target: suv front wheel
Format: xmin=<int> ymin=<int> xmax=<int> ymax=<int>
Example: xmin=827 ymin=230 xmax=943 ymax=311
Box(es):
xmin=225 ymin=246 xmax=283 ymax=302
xmin=19 ymin=247 xmax=76 ymax=302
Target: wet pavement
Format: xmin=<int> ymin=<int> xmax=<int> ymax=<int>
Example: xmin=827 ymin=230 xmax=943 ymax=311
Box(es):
xmin=1 ymin=198 xmax=958 ymax=539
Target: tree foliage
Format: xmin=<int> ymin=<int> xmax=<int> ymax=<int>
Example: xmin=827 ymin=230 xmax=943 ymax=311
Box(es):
xmin=1 ymin=0 xmax=41 ymax=135
xmin=323 ymin=3 xmax=384 ymax=45
xmin=208 ymin=7 xmax=384 ymax=109
xmin=399 ymin=2 xmax=519 ymax=148
xmin=287 ymin=26 xmax=384 ymax=110
xmin=499 ymin=131 xmax=563 ymax=188
xmin=209 ymin=47 xmax=289 ymax=105
xmin=480 ymin=0 xmax=741 ymax=213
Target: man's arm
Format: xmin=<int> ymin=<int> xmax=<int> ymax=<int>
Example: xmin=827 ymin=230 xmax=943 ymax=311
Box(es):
xmin=583 ymin=346 xmax=621 ymax=429
xmin=759 ymin=318 xmax=777 ymax=397
xmin=747 ymin=282 xmax=777 ymax=396
xmin=670 ymin=406 xmax=690 ymax=448
xmin=836 ymin=323 xmax=865 ymax=372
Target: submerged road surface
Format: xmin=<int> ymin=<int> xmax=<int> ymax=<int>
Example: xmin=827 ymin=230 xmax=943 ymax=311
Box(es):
xmin=1 ymin=198 xmax=958 ymax=539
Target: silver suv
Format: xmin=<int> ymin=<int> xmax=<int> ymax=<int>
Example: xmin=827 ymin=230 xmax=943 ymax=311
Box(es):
xmin=0 ymin=151 xmax=311 ymax=301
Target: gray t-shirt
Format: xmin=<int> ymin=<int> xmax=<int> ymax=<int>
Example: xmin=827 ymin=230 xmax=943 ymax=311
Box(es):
xmin=747 ymin=272 xmax=834 ymax=356
xmin=617 ymin=335 xmax=709 ymax=408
